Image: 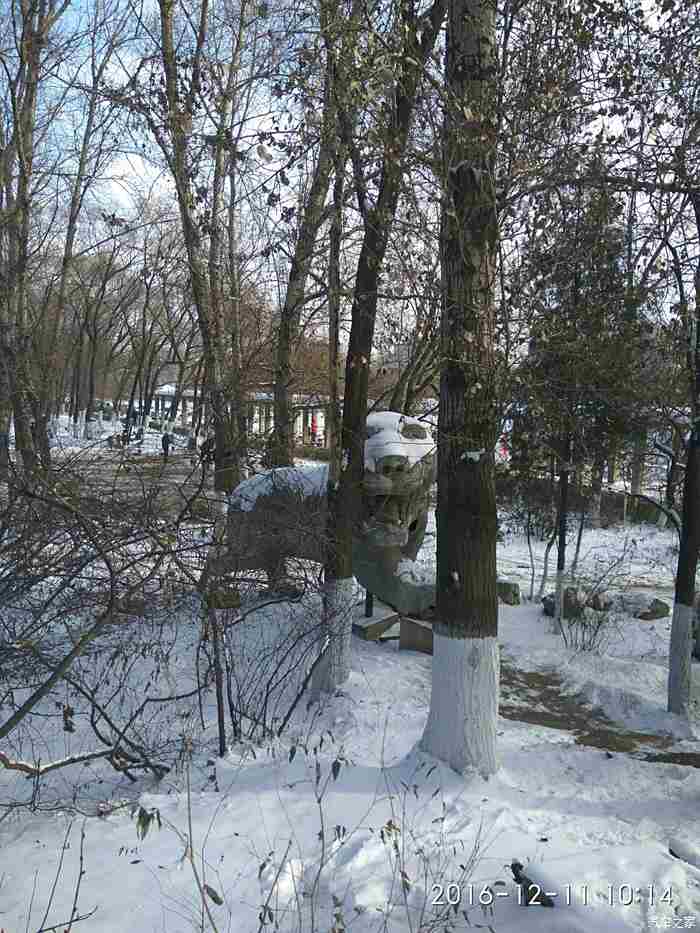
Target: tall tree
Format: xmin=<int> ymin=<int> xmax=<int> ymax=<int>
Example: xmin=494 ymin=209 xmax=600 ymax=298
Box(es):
xmin=268 ymin=0 xmax=340 ymax=467
xmin=109 ymin=0 xmax=275 ymax=495
xmin=0 ymin=0 xmax=75 ymax=476
xmin=313 ymin=0 xmax=447 ymax=692
xmin=420 ymin=0 xmax=499 ymax=776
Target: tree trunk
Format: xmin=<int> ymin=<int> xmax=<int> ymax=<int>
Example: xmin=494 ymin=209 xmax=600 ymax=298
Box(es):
xmin=668 ymin=195 xmax=700 ymax=716
xmin=388 ymin=368 xmax=410 ymax=413
xmin=589 ymin=451 xmax=605 ymax=529
xmin=554 ymin=436 xmax=572 ymax=633
xmin=630 ymin=430 xmax=646 ymax=496
xmin=669 ymin=437 xmax=700 ymax=715
xmin=538 ymin=527 xmax=558 ymax=600
xmin=665 ymin=425 xmax=683 ymax=514
xmin=526 ymin=511 xmax=536 ymax=601
xmin=208 ymin=607 xmax=227 ymax=757
xmin=316 ymin=0 xmax=446 ymax=692
xmin=314 ymin=128 xmax=347 ymax=695
xmin=606 ymin=440 xmax=617 ymax=484
xmin=85 ymin=338 xmax=98 ymax=428
xmin=0 ymin=364 xmax=11 ymax=482
xmin=420 ymin=0 xmax=499 ymax=777
xmin=227 ymin=153 xmax=247 ymax=478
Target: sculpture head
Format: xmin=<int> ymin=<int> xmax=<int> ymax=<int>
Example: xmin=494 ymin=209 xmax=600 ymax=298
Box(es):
xmin=359 ymin=411 xmax=436 ymax=557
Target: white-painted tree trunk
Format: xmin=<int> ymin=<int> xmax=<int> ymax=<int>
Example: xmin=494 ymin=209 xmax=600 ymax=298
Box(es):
xmin=668 ymin=602 xmax=694 ymax=716
xmin=312 ymin=576 xmax=354 ymax=694
xmin=420 ymin=633 xmax=499 ymax=777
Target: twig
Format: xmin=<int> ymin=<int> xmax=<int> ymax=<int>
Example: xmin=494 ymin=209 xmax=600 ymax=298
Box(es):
xmin=256 ymin=839 xmax=292 ymax=933
xmin=37 ymin=822 xmax=74 ymax=933
xmin=24 ymin=869 xmax=39 ymax=933
xmin=184 ymin=751 xmax=221 ymax=933
xmin=276 ymin=640 xmax=329 ymax=738
xmin=65 ymin=822 xmax=88 ymax=932
xmin=35 ymin=906 xmax=98 ymax=932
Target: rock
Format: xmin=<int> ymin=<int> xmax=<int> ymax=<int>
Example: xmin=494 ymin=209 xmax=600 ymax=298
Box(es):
xmin=352 ymin=600 xmax=399 ymax=640
xmin=614 ymin=593 xmax=670 ymax=620
xmin=497 ymin=579 xmax=521 ymax=605
xmin=542 ymin=587 xmax=584 ymax=619
xmin=637 ymin=597 xmax=670 ymax=621
xmin=587 ymin=591 xmax=613 ymax=612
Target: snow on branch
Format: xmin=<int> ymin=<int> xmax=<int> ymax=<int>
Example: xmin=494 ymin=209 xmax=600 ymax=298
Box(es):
xmin=0 ymin=747 xmax=113 ymax=778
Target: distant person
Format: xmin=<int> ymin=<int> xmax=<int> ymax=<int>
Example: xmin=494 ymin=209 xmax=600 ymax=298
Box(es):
xmin=161 ymin=431 xmax=171 ymax=463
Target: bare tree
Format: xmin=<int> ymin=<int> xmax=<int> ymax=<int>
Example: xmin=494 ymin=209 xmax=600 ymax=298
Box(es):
xmin=268 ymin=0 xmax=342 ymax=467
xmin=0 ymin=0 xmax=78 ymax=476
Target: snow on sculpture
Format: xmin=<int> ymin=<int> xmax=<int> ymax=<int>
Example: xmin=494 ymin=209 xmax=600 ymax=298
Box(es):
xmin=216 ymin=412 xmax=437 ymax=613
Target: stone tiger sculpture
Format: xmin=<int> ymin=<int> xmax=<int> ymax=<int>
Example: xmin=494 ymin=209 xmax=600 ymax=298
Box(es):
xmin=214 ymin=411 xmax=437 ymax=614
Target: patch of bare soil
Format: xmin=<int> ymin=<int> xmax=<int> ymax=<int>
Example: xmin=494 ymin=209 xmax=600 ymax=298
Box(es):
xmin=499 ymin=661 xmax=700 ymax=766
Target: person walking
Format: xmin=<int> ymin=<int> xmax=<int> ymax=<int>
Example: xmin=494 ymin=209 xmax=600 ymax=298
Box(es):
xmin=161 ymin=430 xmax=171 ymax=464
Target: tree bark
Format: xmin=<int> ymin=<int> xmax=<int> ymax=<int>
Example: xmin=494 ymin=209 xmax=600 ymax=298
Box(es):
xmin=554 ymin=436 xmax=572 ymax=633
xmin=589 ymin=450 xmax=605 ymax=529
xmin=314 ymin=122 xmax=347 ymax=694
xmin=668 ymin=192 xmax=700 ymax=716
xmin=630 ymin=430 xmax=646 ymax=496
xmin=420 ymin=0 xmax=499 ymax=777
xmin=669 ymin=436 xmax=700 ymax=715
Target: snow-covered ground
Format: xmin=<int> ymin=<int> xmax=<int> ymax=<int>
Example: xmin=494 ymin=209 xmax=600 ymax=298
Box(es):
xmin=2 ymin=494 xmax=700 ymax=931
xmin=42 ymin=413 xmax=189 ymax=459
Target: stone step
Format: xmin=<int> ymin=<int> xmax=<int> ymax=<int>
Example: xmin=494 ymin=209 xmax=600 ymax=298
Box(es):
xmin=352 ymin=600 xmax=399 ymax=640
xmin=378 ymin=622 xmax=401 ymax=641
